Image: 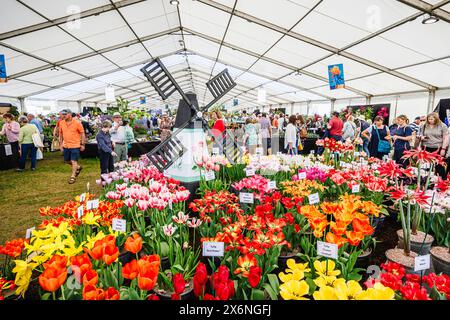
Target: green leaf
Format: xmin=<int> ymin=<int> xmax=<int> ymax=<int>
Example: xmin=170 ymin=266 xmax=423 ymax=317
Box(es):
xmin=267 ymin=274 xmax=279 ymax=293
xmin=251 ymin=289 xmax=265 ymax=300
xmin=41 ymin=293 xmax=51 ymax=300
xmin=263 ymin=284 xmax=278 ymax=300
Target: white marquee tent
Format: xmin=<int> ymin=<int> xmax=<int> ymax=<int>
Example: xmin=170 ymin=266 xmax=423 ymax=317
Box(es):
xmin=1 ymin=0 xmax=450 ymax=122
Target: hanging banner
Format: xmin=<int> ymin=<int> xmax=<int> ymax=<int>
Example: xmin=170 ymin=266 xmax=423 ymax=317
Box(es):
xmin=257 ymin=88 xmax=266 ymax=103
xmin=328 ymin=64 xmax=345 ymax=90
xmin=0 ymin=54 xmax=7 ymax=83
xmin=233 ymin=98 xmax=239 ymax=106
xmin=140 ymin=96 xmax=147 ymax=105
xmin=105 ymin=86 xmax=115 ymax=102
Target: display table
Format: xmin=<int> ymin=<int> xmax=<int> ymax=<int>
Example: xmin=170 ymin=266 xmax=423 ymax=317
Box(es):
xmin=0 ymin=143 xmax=19 ymax=170
xmin=81 ymin=140 xmax=160 ymax=158
xmin=276 ymin=136 xmax=318 ymax=154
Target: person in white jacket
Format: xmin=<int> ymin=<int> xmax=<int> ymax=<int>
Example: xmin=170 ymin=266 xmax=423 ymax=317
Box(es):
xmin=284 ymin=115 xmax=298 ymax=155
xmin=342 ymin=115 xmax=357 ymax=141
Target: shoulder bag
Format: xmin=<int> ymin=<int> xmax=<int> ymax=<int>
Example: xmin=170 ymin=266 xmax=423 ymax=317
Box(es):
xmin=375 ymin=125 xmax=391 ymax=154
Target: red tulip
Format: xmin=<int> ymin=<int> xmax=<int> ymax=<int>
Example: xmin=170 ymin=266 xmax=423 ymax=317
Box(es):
xmin=147 ymin=294 xmax=160 ymax=300
xmin=105 ymin=287 xmax=120 ymax=300
xmin=82 ymin=269 xmax=98 ymax=287
xmin=70 ymin=254 xmax=92 ymax=281
xmin=122 ymin=260 xmax=139 ymax=280
xmin=173 ymin=273 xmax=186 ymax=295
xmin=247 ymin=266 xmax=262 ymax=288
xmin=39 ymin=266 xmax=68 ymax=292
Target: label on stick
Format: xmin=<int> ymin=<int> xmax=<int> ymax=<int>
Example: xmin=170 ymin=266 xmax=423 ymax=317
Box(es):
xmin=86 ymin=199 xmax=99 ymax=210
xmin=26 ymin=227 xmax=35 ymax=239
xmin=239 ymin=192 xmax=254 ymax=204
xmin=317 ymin=241 xmax=338 ymax=259
xmin=352 ymin=184 xmax=360 ymax=193
xmin=414 ymin=254 xmax=431 ymax=272
xmin=202 ymin=242 xmax=224 ymax=257
xmin=308 ymin=193 xmax=320 ymax=205
xmin=112 ymin=218 xmax=127 ymax=233
xmin=204 ymin=171 xmax=215 ymax=181
xmin=246 ymin=168 xmax=255 ymax=177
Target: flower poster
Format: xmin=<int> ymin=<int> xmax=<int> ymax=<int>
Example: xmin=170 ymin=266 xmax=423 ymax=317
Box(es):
xmin=328 ymin=63 xmax=344 ymax=90
xmin=0 ymin=54 xmax=7 ymax=83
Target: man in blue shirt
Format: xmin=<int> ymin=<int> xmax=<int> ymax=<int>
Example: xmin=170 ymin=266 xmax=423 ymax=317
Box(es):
xmin=27 ymin=113 xmax=43 ymax=133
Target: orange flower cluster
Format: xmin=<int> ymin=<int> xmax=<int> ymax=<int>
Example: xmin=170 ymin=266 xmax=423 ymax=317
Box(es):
xmin=281 ymin=180 xmax=325 ymax=198
xmin=300 ymin=195 xmax=379 ymax=248
xmin=39 ymin=255 xmax=68 ymax=292
xmin=124 ymin=233 xmax=143 ymax=254
xmin=0 ymin=277 xmax=15 ymax=300
xmin=0 ymin=238 xmax=27 ymax=258
xmin=122 ymin=255 xmax=160 ymax=291
xmin=189 ymin=190 xmax=243 ymax=222
xmin=69 ymin=253 xmax=120 ymax=300
xmin=85 ymin=235 xmax=119 ymax=265
xmin=234 ymin=254 xmax=258 ymax=277
xmin=38 ymin=199 xmax=124 ymax=228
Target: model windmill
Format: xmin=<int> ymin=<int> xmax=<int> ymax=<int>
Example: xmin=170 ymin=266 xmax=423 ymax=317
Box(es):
xmin=140 ymin=58 xmax=242 ymax=183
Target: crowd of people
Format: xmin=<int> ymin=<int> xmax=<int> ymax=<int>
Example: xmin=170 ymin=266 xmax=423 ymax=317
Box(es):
xmin=3 ymin=107 xmax=450 ymax=181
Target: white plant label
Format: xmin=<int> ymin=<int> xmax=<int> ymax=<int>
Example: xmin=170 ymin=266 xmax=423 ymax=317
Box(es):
xmin=202 ymin=241 xmax=224 ymax=257
xmin=277 ymin=152 xmax=282 ymax=156
xmin=256 ymin=147 xmax=263 ymax=155
xmin=212 ymin=147 xmax=220 ymax=155
xmin=169 ymin=200 xmax=173 ymax=210
xmin=414 ymin=254 xmax=431 ymax=272
xmin=79 ymin=193 xmax=86 ymax=202
xmin=204 ymin=171 xmax=215 ymax=181
xmin=112 ymin=218 xmax=127 ymax=233
xmin=310 ymin=150 xmax=315 ymax=155
xmin=317 ymin=241 xmax=338 ymax=260
xmin=298 ymin=171 xmax=307 ymax=180
xmin=239 ymin=192 xmax=254 ymax=204
xmin=86 ymin=199 xmax=99 ymax=210
xmin=268 ymin=181 xmax=276 ymax=190
xmin=246 ymin=168 xmax=255 ymax=177
xmin=308 ymin=193 xmax=320 ymax=205
xmin=4 ymin=144 xmax=12 ymax=156
xmin=124 ymin=189 xmax=130 ymax=197
xmin=340 ymin=161 xmax=346 ymax=168
xmin=163 ymin=170 xmax=170 ymax=178
xmin=77 ymin=206 xmax=84 ymax=219
xmin=352 ymin=184 xmax=360 ymax=193
xmin=25 ymin=227 xmax=35 ymax=239
xmin=354 ymin=152 xmax=360 ymax=157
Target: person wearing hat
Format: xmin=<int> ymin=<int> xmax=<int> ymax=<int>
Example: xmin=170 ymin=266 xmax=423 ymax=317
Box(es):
xmin=59 ymin=109 xmax=85 ymax=184
xmin=96 ymin=120 xmax=117 ymax=178
xmin=110 ymin=112 xmax=127 ymax=162
xmin=408 ymin=116 xmax=421 ymax=134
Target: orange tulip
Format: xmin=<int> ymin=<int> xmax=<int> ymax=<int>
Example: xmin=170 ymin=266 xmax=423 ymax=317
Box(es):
xmin=137 ymin=267 xmax=159 ymax=291
xmin=139 ymin=255 xmax=161 ymax=270
xmin=124 ymin=233 xmax=143 ymax=254
xmin=70 ymin=253 xmax=92 ymax=281
xmin=105 ymin=287 xmax=120 ymax=300
xmin=86 ymin=240 xmax=104 ymax=260
xmin=346 ymin=231 xmax=364 ymax=246
xmin=82 ymin=269 xmax=98 ymax=287
xmin=326 ymin=232 xmax=348 ymax=248
xmin=234 ymin=254 xmax=258 ymax=277
xmin=122 ymin=260 xmax=139 ymax=280
xmin=330 ymin=220 xmax=349 ymax=236
xmin=82 ymin=284 xmax=106 ymax=300
xmin=39 ymin=266 xmax=68 ymax=292
xmin=320 ymin=202 xmax=341 ymax=215
xmin=43 ymin=255 xmax=68 ymax=270
xmin=311 ymin=219 xmax=329 ymax=238
xmin=352 ymin=219 xmax=374 ymax=236
xmin=102 ymin=243 xmax=119 ymax=265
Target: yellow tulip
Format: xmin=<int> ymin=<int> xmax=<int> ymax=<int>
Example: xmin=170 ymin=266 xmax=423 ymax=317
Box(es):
xmin=360 ymin=283 xmax=395 ymax=300
xmin=279 ymin=269 xmax=305 ymax=283
xmin=85 ymin=231 xmax=106 ymax=250
xmin=12 ymin=260 xmax=37 ymax=297
xmin=286 ymin=259 xmax=311 ymax=273
xmin=82 ymin=211 xmax=101 ymax=226
xmin=313 ymin=286 xmax=338 ymax=300
xmin=313 ymin=275 xmax=338 ymax=288
xmin=280 ymin=280 xmax=310 ymax=300
xmin=333 ymin=280 xmax=364 ymax=300
xmin=314 ymin=260 xmax=341 ymax=277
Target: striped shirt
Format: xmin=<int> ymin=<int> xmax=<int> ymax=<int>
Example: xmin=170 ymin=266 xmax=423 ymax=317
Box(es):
xmin=408 ymin=122 xmax=420 ymax=133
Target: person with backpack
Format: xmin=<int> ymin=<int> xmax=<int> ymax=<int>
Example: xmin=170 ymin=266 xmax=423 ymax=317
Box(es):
xmin=362 ymin=116 xmax=392 ymax=160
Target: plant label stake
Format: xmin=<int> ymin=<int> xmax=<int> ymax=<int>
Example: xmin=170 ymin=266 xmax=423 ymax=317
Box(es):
xmin=246 ymin=168 xmax=255 ymax=177
xmin=168 ymin=199 xmax=173 ymax=210
xmin=414 ymin=255 xmax=430 ymax=272
xmin=112 ymin=218 xmax=127 ymax=233
xmin=298 ymin=171 xmax=307 ymax=180
xmin=256 ymin=147 xmax=263 ymax=156
xmin=204 ymin=170 xmax=215 ymax=181
xmin=352 ymin=184 xmax=360 ymax=193
xmin=25 ymin=227 xmax=35 ymax=239
xmin=212 ymin=147 xmax=220 ymax=155
xmin=308 ymin=193 xmax=320 ymax=205
xmin=317 ymin=241 xmax=338 ymax=260
xmin=239 ymin=192 xmax=254 ymax=204
xmin=202 ymin=242 xmax=224 ymax=257
xmin=79 ymin=193 xmax=86 ymax=202
xmin=310 ymin=150 xmax=315 ymax=155
xmin=77 ymin=206 xmax=84 ymax=219
xmin=86 ymin=199 xmax=99 ymax=210
xmin=268 ymin=181 xmax=276 ymax=190
xmin=277 ymin=152 xmax=282 ymax=156
xmin=124 ymin=189 xmax=130 ymax=197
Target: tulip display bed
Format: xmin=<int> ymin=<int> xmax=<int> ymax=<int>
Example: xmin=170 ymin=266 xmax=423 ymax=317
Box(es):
xmin=1 ymin=139 xmax=449 ymax=301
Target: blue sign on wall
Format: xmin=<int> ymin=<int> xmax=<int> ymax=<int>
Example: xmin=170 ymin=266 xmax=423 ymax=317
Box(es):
xmin=0 ymin=55 xmax=7 ymax=83
xmin=140 ymin=96 xmax=146 ymax=104
xmin=328 ymin=64 xmax=345 ymax=90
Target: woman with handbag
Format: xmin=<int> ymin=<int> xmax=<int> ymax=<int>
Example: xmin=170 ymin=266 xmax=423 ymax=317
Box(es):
xmin=392 ymin=115 xmax=413 ymax=167
xmin=285 ymin=115 xmax=298 ymax=155
xmin=17 ymin=115 xmax=39 ymax=171
xmin=362 ymin=116 xmax=392 ymax=160
xmin=417 ymin=112 xmax=449 ymax=178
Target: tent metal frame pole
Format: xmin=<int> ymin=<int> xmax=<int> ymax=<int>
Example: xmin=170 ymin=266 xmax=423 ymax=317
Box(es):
xmin=396 ymin=0 xmax=450 ymax=23
xmin=0 ymin=0 xmax=147 ymax=41
xmin=185 ymin=28 xmax=370 ymax=97
xmin=427 ymin=89 xmax=437 ymax=113
xmin=196 ymin=0 xmax=436 ymax=90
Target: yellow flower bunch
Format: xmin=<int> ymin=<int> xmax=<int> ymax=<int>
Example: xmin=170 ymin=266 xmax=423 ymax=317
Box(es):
xmin=313 ymin=260 xmax=341 ymax=288
xmin=281 ymin=180 xmax=325 ymax=198
xmin=278 ymin=259 xmax=311 ymax=300
xmin=313 ymin=279 xmax=395 ymax=300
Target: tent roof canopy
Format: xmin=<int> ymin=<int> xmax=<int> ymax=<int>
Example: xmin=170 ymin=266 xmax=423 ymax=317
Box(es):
xmin=1 ymin=0 xmax=450 ymax=109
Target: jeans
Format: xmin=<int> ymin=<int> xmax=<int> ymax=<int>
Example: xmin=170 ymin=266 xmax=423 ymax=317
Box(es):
xmin=99 ymin=150 xmax=114 ymax=176
xmin=357 ymin=139 xmax=370 ymax=156
xmin=19 ymin=143 xmax=37 ymax=169
xmin=330 ymin=135 xmax=343 ymax=142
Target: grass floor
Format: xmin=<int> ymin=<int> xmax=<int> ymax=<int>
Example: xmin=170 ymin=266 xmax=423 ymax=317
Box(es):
xmin=0 ymin=151 xmax=102 ymax=245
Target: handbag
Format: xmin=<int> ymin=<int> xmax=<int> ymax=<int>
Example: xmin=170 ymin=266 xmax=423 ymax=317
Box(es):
xmin=300 ymin=127 xmax=308 ymax=138
xmin=375 ymin=126 xmax=391 ymax=154
xmin=32 ymin=132 xmax=44 ymax=148
xmin=36 ymin=148 xmax=43 ymax=160
xmin=51 ymin=139 xmax=60 ymax=151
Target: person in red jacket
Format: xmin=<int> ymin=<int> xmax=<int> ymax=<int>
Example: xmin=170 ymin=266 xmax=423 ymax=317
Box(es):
xmin=327 ymin=111 xmax=344 ymax=141
xmin=211 ymin=110 xmax=226 ymax=139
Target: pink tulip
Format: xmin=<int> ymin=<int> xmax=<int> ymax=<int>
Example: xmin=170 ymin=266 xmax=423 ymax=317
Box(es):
xmin=214 ymin=164 xmax=220 ymax=172
xmin=96 ymin=179 xmax=102 ymax=186
xmin=162 ymin=223 xmax=177 ymax=237
xmin=137 ymin=200 xmax=149 ymax=211
xmin=124 ymin=198 xmax=135 ymax=208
